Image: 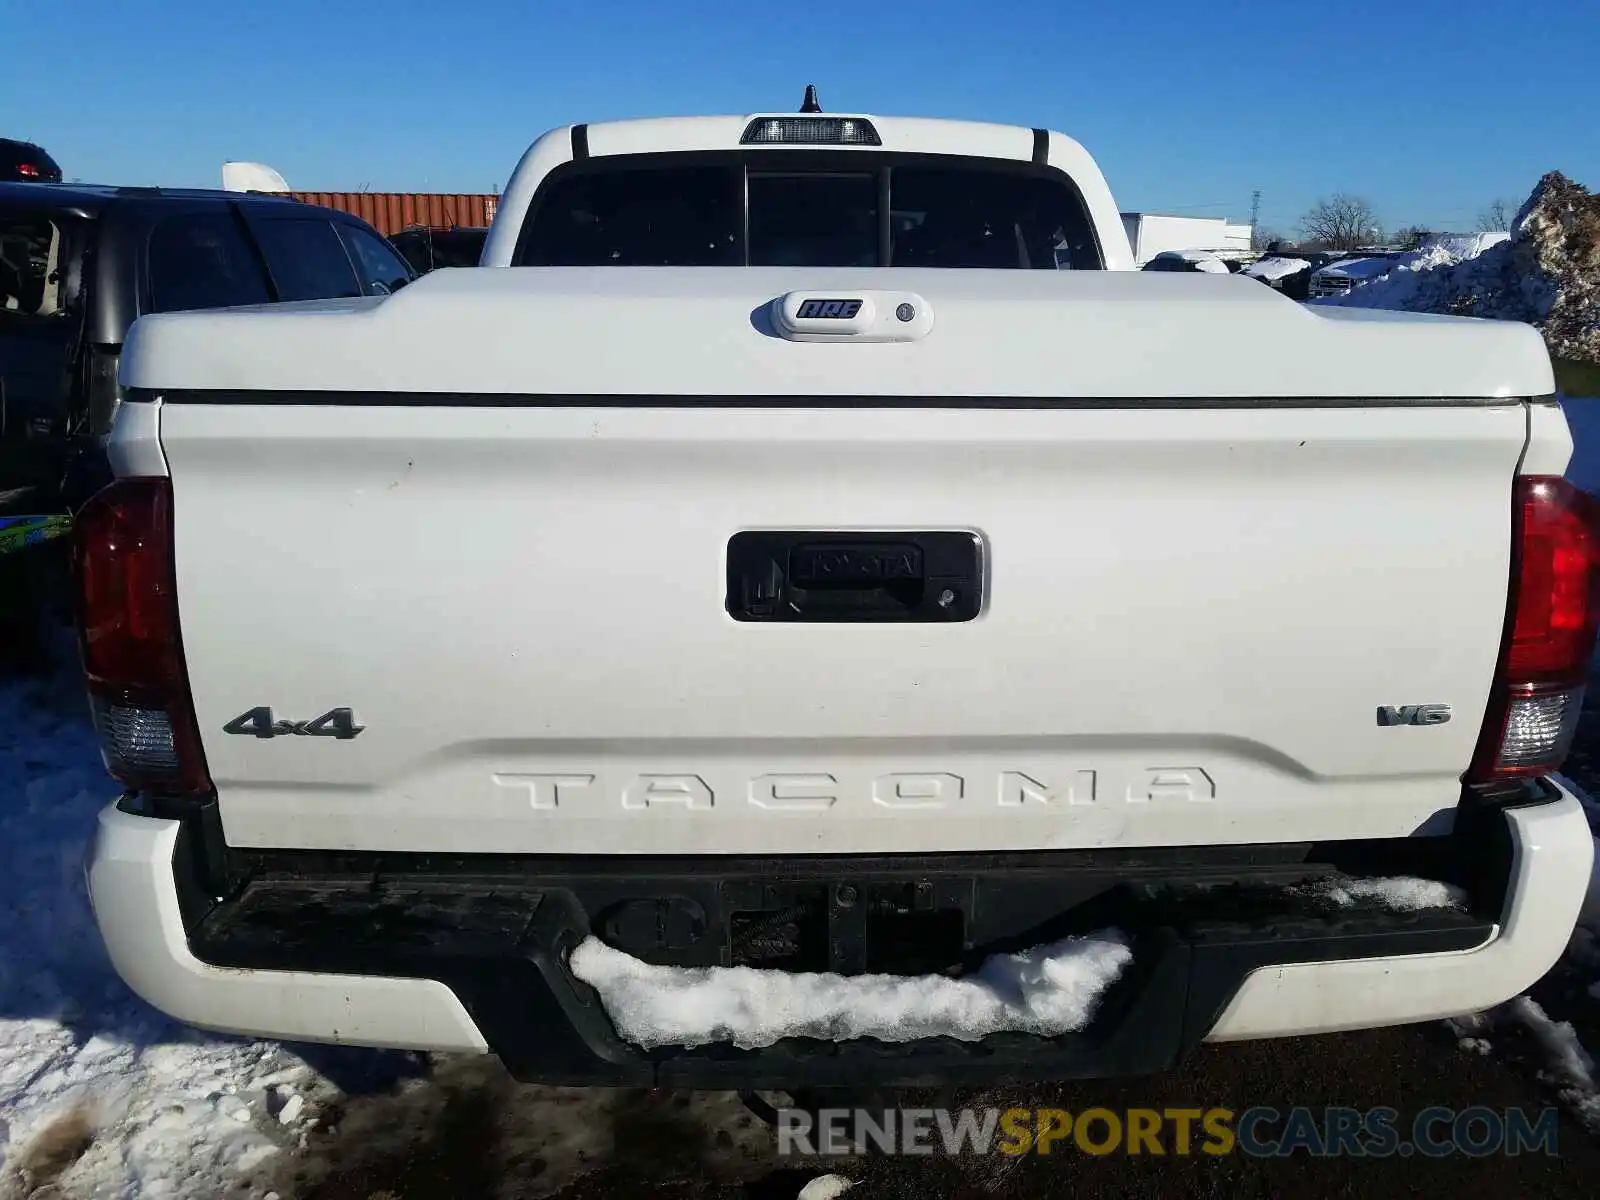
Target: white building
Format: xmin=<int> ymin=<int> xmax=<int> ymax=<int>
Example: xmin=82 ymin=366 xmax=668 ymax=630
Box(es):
xmin=1121 ymin=213 xmax=1253 ymax=266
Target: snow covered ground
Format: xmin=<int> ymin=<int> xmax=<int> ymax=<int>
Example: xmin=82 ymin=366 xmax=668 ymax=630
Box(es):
xmin=1443 ymin=773 xmax=1600 ymax=1134
xmin=0 ymin=660 xmax=334 ymax=1199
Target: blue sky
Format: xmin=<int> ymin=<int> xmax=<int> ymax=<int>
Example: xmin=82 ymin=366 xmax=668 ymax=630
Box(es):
xmin=5 ymin=0 xmax=1595 ymax=236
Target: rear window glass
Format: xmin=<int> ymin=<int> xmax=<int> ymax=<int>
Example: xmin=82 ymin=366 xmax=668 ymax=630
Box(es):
xmin=519 ymin=165 xmax=739 ymax=266
xmin=253 ymin=218 xmax=362 ymax=301
xmin=148 ymin=212 xmax=272 ymax=313
xmin=516 ymin=157 xmax=1102 ymax=270
xmin=0 ymin=215 xmax=65 ymax=317
xmin=748 ymin=173 xmax=877 ymax=267
xmin=890 ymin=168 xmax=1099 ymax=269
xmin=337 ymin=224 xmax=414 ymax=295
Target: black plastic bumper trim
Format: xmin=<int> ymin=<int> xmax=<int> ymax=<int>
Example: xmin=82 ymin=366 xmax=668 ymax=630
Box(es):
xmin=187 ymin=849 xmax=1498 ymax=1086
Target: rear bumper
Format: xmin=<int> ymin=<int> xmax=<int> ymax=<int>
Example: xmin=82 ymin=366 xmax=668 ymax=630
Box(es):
xmin=86 ymin=805 xmax=488 ymax=1054
xmin=86 ymin=787 xmax=1593 ymax=1085
xmin=1206 ymin=786 xmax=1593 ymax=1041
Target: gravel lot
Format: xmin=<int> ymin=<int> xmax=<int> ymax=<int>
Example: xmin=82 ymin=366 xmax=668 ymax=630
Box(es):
xmin=272 ymin=1024 xmax=1600 ymax=1199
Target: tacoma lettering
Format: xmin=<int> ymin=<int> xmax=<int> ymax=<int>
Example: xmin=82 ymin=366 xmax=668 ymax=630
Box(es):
xmin=501 ymin=769 xmax=1216 ymax=810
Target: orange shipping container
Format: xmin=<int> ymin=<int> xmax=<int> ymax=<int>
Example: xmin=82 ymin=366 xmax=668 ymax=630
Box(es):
xmin=290 ymin=192 xmax=499 ymax=236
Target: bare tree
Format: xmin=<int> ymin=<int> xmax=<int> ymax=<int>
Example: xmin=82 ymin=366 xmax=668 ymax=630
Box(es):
xmin=1477 ymin=198 xmax=1513 ymax=232
xmin=1299 ymin=194 xmax=1381 ymax=251
xmin=1251 ymin=227 xmax=1286 ymax=252
xmin=1391 ymin=225 xmax=1431 ymax=250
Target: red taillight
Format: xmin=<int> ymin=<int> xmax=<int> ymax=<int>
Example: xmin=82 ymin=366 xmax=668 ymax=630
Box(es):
xmin=1468 ymin=476 xmax=1600 ymax=784
xmin=73 ymin=478 xmax=212 ymax=796
xmin=16 ymin=163 xmax=39 ymax=177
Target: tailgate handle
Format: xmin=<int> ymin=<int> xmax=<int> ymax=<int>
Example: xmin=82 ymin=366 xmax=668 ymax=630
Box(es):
xmin=726 ymin=531 xmax=982 ymax=623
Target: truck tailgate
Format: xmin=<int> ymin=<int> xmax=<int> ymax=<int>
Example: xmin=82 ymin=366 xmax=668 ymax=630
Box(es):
xmin=157 ymin=399 xmax=1526 ymax=855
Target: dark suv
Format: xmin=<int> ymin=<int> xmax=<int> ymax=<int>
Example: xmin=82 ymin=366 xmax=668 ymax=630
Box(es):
xmin=389 ymin=225 xmax=488 ymax=274
xmin=1 ymin=183 xmax=414 ymax=516
xmin=0 ymin=183 xmax=414 ymax=664
xmin=1 ymin=139 xmax=62 ymax=183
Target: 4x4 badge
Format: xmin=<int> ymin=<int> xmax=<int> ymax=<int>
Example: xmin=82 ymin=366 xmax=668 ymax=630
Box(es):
xmin=224 ymin=707 xmax=364 ymax=739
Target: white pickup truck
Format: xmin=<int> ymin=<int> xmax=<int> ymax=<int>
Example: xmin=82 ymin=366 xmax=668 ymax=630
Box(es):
xmin=82 ymin=99 xmax=1597 ymax=1086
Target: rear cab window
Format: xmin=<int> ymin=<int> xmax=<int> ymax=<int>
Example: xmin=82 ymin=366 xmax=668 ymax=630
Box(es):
xmin=513 ymin=153 xmax=1103 ymax=269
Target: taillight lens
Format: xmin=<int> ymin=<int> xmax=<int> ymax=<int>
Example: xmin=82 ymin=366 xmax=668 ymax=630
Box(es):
xmin=73 ymin=477 xmax=212 ymax=796
xmin=1468 ymin=476 xmax=1600 ymax=783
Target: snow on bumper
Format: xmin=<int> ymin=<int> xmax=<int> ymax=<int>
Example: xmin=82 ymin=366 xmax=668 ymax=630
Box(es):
xmin=569 ymin=930 xmax=1134 ymax=1050
xmin=1206 ymin=786 xmax=1594 ymax=1041
xmin=86 ymin=803 xmax=489 ymax=1053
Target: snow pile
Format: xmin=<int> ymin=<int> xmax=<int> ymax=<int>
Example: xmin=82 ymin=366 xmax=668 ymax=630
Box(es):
xmin=1506 ymin=996 xmax=1600 ymax=1130
xmin=1445 ymin=1001 xmax=1600 ymax=1128
xmin=1312 ymin=244 xmax=1481 ymax=306
xmin=0 ymin=672 xmax=327 ymax=1197
xmin=797 ymin=1175 xmax=856 ymax=1200
xmin=1313 ymin=171 xmax=1600 ymax=365
xmin=1425 ymin=231 xmax=1512 ymax=258
xmin=1297 ymin=874 xmax=1468 ymax=911
xmin=569 ymin=931 xmax=1132 ymax=1050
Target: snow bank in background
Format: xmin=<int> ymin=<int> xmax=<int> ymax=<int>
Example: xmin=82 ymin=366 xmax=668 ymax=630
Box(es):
xmin=570 ymin=932 xmax=1132 ymax=1051
xmin=1312 ymin=243 xmax=1491 ymax=308
xmin=1298 ymin=875 xmax=1468 ymax=911
xmin=1311 ymin=172 xmax=1600 ymax=366
xmin=1426 ymin=231 xmax=1511 ymax=258
xmin=0 ymin=673 xmax=325 ymax=1197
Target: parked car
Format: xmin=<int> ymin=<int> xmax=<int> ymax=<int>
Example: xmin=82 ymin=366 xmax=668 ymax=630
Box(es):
xmin=1142 ymin=248 xmax=1232 ymax=273
xmin=1 ymin=138 xmax=62 ymax=183
xmin=389 ymin=225 xmax=489 ymax=274
xmin=1 ymin=183 xmax=414 ymax=666
xmin=1308 ymin=252 xmax=1406 ymax=299
xmin=1242 ymin=255 xmax=1314 ymax=299
xmin=84 ymin=103 xmax=1591 ymax=1089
